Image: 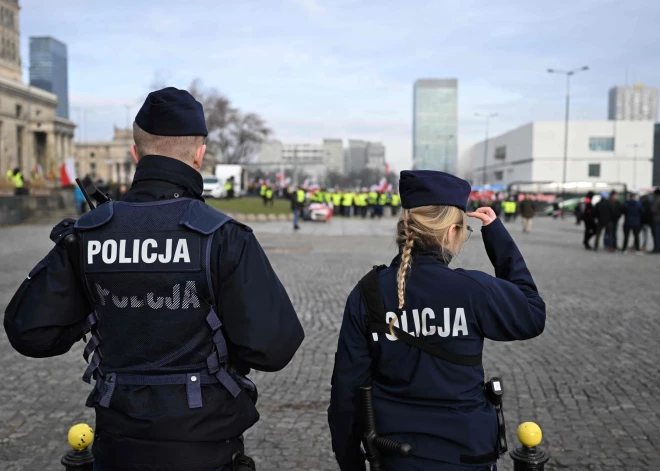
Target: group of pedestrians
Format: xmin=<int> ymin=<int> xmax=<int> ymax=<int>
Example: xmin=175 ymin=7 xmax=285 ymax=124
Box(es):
xmin=582 ymin=188 xmax=660 ymax=253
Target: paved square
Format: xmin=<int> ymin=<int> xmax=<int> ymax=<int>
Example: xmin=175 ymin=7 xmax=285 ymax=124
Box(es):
xmin=1 ymin=215 xmax=659 ymax=470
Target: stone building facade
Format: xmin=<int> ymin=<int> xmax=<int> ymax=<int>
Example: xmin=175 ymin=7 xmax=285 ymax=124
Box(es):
xmin=0 ymin=0 xmax=75 ymax=179
xmin=74 ymin=127 xmax=135 ymax=184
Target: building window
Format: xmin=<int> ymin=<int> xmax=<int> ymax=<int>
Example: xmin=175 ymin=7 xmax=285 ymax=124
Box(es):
xmin=494 ymin=146 xmax=506 ymax=160
xmin=90 ymin=152 xmax=95 ymax=158
xmin=15 ymin=104 xmax=21 ymax=118
xmin=589 ymin=137 xmax=614 ymax=151
xmin=588 ymin=163 xmax=601 ymax=178
xmin=494 ymin=171 xmax=503 ymax=181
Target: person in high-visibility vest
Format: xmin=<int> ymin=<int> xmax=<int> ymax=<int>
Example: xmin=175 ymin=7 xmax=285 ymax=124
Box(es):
xmin=291 ymin=187 xmax=306 ymax=230
xmin=354 ymin=192 xmax=368 ymax=218
xmin=224 ymin=177 xmax=234 ymax=199
xmin=503 ymin=199 xmax=517 ymax=223
xmin=375 ymin=192 xmax=387 ymax=219
xmin=368 ymin=189 xmax=378 ymax=218
xmin=391 ymin=192 xmax=401 ymax=217
xmin=331 ymin=191 xmax=343 ymax=210
xmin=10 ymin=168 xmax=24 ymax=195
xmin=260 ymin=183 xmax=268 ymax=206
xmin=265 ymin=186 xmax=274 ymax=207
xmin=342 ymin=191 xmax=354 ymax=217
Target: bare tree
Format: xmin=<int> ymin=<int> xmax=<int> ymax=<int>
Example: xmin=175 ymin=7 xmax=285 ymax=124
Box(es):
xmin=189 ymin=79 xmax=271 ymax=165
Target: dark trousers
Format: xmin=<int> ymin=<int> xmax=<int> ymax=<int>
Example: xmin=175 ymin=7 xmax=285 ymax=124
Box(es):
xmin=583 ymin=221 xmax=597 ymax=247
xmin=622 ymin=225 xmax=641 ymax=251
xmin=262 ymin=195 xmax=267 ymax=206
xmin=361 ymin=206 xmax=368 ymax=218
xmin=654 ymin=222 xmax=660 ymax=252
xmin=595 ymin=222 xmax=613 ymax=250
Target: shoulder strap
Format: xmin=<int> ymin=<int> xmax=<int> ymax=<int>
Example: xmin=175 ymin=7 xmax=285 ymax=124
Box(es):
xmin=358 ymin=266 xmax=482 ymax=367
xmin=74 ymin=202 xmax=114 ymax=230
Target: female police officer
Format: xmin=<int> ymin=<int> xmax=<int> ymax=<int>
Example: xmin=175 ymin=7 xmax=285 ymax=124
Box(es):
xmin=328 ymin=170 xmax=546 ymax=471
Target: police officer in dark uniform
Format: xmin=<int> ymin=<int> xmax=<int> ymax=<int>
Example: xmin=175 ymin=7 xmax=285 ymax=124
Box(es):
xmin=328 ymin=170 xmax=545 ymax=471
xmin=4 ymin=87 xmax=305 ymax=471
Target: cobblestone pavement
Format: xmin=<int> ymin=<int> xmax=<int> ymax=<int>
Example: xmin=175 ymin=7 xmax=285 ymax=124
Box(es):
xmin=1 ymin=215 xmax=660 ymax=470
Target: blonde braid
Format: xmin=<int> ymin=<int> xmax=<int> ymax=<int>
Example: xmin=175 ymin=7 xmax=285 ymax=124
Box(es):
xmin=397 ymin=212 xmax=415 ymax=310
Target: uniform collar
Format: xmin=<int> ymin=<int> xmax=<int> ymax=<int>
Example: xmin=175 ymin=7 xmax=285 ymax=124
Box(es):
xmin=391 ymin=248 xmax=452 ymax=267
xmin=127 ymin=155 xmax=203 ymax=201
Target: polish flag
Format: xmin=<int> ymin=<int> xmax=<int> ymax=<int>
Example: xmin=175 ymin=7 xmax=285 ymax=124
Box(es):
xmin=60 ymin=158 xmax=77 ymax=187
xmin=378 ymin=178 xmax=388 ymax=192
xmin=385 ymin=163 xmax=391 ymax=175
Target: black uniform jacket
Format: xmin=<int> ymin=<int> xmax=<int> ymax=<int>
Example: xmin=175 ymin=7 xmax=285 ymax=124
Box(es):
xmin=4 ymin=155 xmax=305 ymax=470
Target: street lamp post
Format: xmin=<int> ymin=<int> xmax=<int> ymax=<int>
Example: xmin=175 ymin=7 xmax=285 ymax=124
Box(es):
xmin=475 ymin=113 xmax=497 ymax=185
xmin=547 ymin=66 xmax=589 ymax=198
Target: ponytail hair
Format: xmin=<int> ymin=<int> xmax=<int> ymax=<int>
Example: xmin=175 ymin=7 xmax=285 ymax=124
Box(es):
xmin=395 ymin=205 xmax=466 ymax=311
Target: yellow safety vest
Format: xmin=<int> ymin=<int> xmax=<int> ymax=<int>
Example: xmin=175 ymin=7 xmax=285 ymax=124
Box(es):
xmin=12 ymin=172 xmax=24 ymax=188
xmin=342 ymin=193 xmax=354 ymax=206
xmin=332 ymin=193 xmax=342 ymax=206
xmin=355 ymin=194 xmax=367 ymax=206
xmin=225 ymin=182 xmax=232 ymax=191
xmin=296 ymin=189 xmax=306 ymax=203
xmin=378 ymin=193 xmax=387 ymax=205
xmin=265 ymin=188 xmax=273 ymax=199
xmin=368 ymin=191 xmax=378 ymax=205
xmin=260 ymin=185 xmax=267 ymax=196
xmin=391 ymin=194 xmax=401 ymax=207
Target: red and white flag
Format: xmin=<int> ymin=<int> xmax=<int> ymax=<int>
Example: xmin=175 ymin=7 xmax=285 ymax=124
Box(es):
xmin=60 ymin=158 xmax=77 ymax=187
xmin=378 ymin=178 xmax=388 ymax=192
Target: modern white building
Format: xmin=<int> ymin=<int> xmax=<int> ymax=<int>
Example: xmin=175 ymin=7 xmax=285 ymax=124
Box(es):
xmin=608 ymin=84 xmax=658 ymax=121
xmin=462 ymin=121 xmax=655 ymax=191
xmin=323 ymin=138 xmax=344 ymax=174
xmin=413 ymin=79 xmax=458 ymax=173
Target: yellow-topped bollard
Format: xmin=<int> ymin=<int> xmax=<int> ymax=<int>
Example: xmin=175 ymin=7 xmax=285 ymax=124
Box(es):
xmin=509 ymin=422 xmax=549 ymax=471
xmin=61 ymin=424 xmax=95 ymax=471
xmin=517 ymin=422 xmax=542 ymax=448
xmin=68 ymin=424 xmax=94 ymax=450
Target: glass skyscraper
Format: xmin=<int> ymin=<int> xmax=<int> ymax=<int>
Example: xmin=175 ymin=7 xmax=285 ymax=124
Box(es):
xmin=29 ymin=36 xmax=69 ymax=119
xmin=413 ymin=79 xmax=458 ymax=173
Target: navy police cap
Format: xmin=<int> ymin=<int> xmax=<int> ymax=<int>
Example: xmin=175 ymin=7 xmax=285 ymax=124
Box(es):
xmin=135 ymin=87 xmax=208 ymax=137
xmin=399 ymin=170 xmax=471 ymax=210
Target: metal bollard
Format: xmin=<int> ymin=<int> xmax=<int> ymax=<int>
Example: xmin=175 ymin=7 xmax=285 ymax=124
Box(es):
xmin=61 ymin=424 xmax=94 ymax=471
xmin=509 ymin=422 xmax=549 ymax=471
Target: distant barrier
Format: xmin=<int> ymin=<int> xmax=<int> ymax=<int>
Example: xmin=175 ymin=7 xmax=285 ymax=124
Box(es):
xmin=0 ymin=189 xmax=74 ymax=226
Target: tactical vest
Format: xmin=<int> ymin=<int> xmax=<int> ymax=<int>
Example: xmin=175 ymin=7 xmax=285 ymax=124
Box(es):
xmin=75 ymin=198 xmax=246 ymax=410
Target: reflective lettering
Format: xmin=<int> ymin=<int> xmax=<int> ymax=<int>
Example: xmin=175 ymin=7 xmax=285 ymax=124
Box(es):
xmin=437 ymin=308 xmax=451 ymax=337
xmin=453 ymin=308 xmax=468 ymax=336
xmin=119 ymin=240 xmax=131 ymax=263
xmin=182 ymin=281 xmax=200 ymax=309
xmin=132 ymin=239 xmax=140 ymax=263
xmin=88 ymin=241 xmax=101 ymax=264
xmin=158 ymin=239 xmax=172 ymax=263
xmin=96 ymin=283 xmax=109 ymax=305
xmin=102 ymin=240 xmax=117 ymax=264
xmin=173 ymin=239 xmax=190 ymax=263
xmin=141 ymin=239 xmax=157 ymax=263
xmin=412 ymin=309 xmax=421 ymax=337
xmin=165 ymin=284 xmax=180 ymax=309
xmin=422 ymin=308 xmax=436 ymax=336
xmin=112 ymin=295 xmax=128 ymax=308
xmin=130 ymin=296 xmax=144 ymax=308
xmin=147 ymin=292 xmax=164 ymax=309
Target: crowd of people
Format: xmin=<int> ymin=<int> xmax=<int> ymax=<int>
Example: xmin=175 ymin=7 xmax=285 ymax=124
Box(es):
xmin=580 ymin=188 xmax=660 ymax=253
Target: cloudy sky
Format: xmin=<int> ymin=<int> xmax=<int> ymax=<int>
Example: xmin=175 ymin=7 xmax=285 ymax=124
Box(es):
xmin=20 ymin=0 xmax=660 ymax=171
